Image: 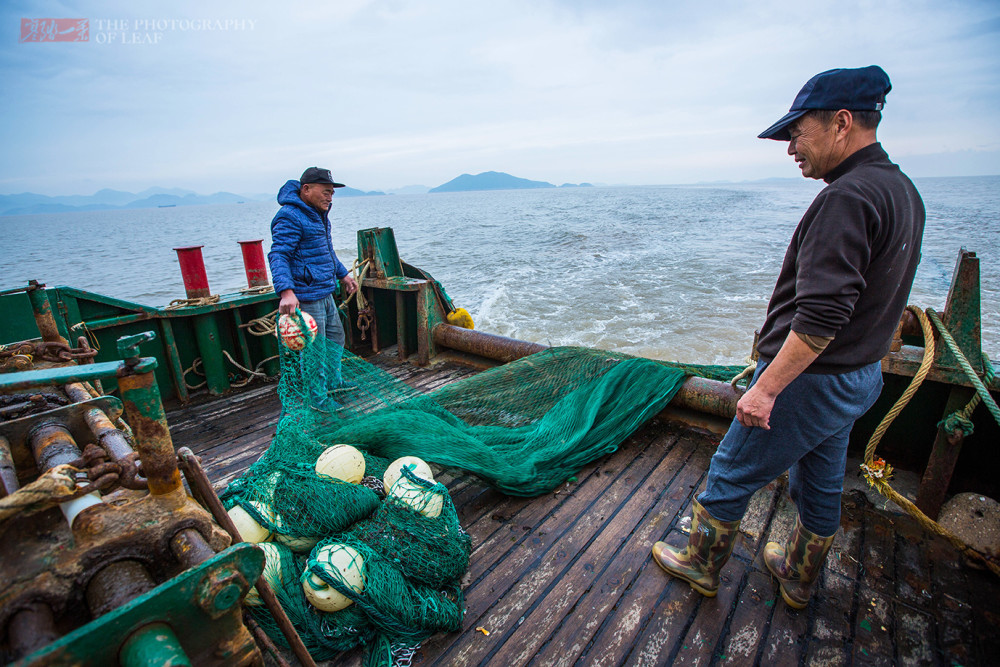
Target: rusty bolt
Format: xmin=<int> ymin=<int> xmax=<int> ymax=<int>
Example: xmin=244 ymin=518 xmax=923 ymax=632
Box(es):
xmin=197 ymin=569 xmax=247 ymax=619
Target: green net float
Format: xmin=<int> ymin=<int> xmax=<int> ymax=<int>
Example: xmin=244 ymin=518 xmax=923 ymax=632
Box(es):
xmin=228 ymin=501 xmax=275 ymax=543
xmin=315 ymin=444 xmax=366 ymax=484
xmin=383 ymin=456 xmax=434 ymax=492
xmin=271 ymin=513 xmax=320 ymax=553
xmin=303 ymin=543 xmax=366 ymax=612
xmin=245 ymin=542 xmax=288 ymax=606
xmin=389 ymin=478 xmax=444 ymax=518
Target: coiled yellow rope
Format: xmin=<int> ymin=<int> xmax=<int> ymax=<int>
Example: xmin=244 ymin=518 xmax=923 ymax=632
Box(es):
xmin=165 ymin=294 xmax=221 ymax=310
xmin=862 ymin=305 xmax=1000 ymax=576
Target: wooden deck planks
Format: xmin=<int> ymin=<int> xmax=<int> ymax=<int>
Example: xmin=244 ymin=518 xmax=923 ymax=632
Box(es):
xmin=539 ymin=435 xmax=707 ymax=667
xmin=165 ymin=355 xmax=1000 ymax=667
xmin=427 ymin=431 xmax=675 ymax=665
xmin=487 ymin=435 xmax=696 ymax=667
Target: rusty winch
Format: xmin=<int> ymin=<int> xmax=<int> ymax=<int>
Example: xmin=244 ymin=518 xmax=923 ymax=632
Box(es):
xmin=0 ymin=321 xmax=264 ymax=664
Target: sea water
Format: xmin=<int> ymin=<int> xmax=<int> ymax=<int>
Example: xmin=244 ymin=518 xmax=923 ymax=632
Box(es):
xmin=2 ymin=176 xmax=997 ymax=364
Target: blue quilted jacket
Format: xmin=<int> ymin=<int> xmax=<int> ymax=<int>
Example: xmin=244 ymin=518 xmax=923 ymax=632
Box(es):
xmin=267 ymin=180 xmax=349 ymax=302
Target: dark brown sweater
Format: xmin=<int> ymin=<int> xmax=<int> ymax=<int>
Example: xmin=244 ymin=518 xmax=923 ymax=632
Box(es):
xmin=756 ymin=143 xmax=925 ymax=373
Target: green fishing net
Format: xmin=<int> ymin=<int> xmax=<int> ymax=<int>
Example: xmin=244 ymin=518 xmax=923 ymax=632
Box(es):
xmin=222 ymin=312 xmax=733 ymax=664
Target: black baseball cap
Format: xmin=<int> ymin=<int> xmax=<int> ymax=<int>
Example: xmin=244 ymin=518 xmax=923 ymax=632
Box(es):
xmin=300 ymin=167 xmax=345 ymax=187
xmin=758 ymin=66 xmax=892 ymax=141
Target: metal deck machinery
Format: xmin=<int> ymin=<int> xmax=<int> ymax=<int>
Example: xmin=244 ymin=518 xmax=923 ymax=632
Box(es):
xmin=0 ymin=287 xmax=265 ymax=666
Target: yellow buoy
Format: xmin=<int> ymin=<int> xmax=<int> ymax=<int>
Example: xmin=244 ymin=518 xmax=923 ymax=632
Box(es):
xmin=389 ymin=477 xmax=444 ymax=518
xmin=383 ymin=456 xmax=434 ymax=492
xmin=315 ymin=444 xmax=366 ymax=484
xmin=228 ymin=501 xmax=274 ymax=543
xmin=302 ymin=544 xmax=365 ymax=612
xmin=245 ymin=542 xmax=288 ymax=606
xmin=447 ymin=308 xmax=475 ymax=330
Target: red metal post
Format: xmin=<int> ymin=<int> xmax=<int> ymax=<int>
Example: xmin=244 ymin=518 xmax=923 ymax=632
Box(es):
xmin=173 ymin=246 xmax=211 ymax=299
xmin=238 ymin=240 xmax=270 ymax=288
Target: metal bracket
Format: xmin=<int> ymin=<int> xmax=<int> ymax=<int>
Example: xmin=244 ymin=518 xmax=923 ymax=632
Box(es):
xmin=14 ymin=542 xmax=264 ymax=667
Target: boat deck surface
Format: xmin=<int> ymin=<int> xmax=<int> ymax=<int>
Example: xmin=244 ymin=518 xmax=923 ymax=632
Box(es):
xmin=165 ymin=351 xmax=1000 ymax=667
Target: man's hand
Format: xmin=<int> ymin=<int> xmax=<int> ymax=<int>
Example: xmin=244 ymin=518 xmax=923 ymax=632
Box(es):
xmin=278 ymin=289 xmax=299 ymax=315
xmin=736 ymin=385 xmax=776 ymax=429
xmin=341 ymin=274 xmax=359 ymax=296
xmin=735 ymin=331 xmax=821 ymax=430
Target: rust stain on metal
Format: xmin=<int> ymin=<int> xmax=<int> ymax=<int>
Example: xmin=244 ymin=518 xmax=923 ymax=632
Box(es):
xmin=433 ymin=323 xmax=548 ymax=364
xmin=118 ymin=371 xmax=182 ymax=496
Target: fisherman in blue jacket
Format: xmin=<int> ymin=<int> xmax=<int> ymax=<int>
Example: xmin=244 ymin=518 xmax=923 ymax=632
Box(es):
xmin=268 ymin=167 xmax=359 ymax=409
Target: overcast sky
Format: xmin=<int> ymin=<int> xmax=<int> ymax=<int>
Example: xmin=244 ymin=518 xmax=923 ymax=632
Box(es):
xmin=2 ymin=0 xmax=998 ymax=196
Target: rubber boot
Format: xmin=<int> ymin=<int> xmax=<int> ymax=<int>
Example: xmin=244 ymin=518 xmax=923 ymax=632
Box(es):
xmin=651 ymin=499 xmax=741 ymax=597
xmin=763 ymin=515 xmax=835 ymax=609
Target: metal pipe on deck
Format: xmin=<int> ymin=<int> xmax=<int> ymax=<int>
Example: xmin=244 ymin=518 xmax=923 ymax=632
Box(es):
xmin=431 ymin=323 xmax=742 ymax=418
xmin=173 ymin=246 xmax=212 ymax=299
xmin=238 ymin=240 xmax=270 ymax=288
xmin=432 ymin=323 xmax=549 ymax=364
xmin=64 ymin=382 xmax=135 ymax=462
xmin=26 ymin=280 xmax=68 ymax=344
xmin=671 ymin=376 xmax=742 ymax=418
xmin=193 ymin=314 xmax=231 ymax=396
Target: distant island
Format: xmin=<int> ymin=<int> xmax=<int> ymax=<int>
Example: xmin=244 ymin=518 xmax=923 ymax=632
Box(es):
xmin=429 ymin=171 xmax=592 ymax=193
xmin=0 ymin=173 xmax=591 ymax=215
xmin=0 ymin=184 xmax=383 ymax=216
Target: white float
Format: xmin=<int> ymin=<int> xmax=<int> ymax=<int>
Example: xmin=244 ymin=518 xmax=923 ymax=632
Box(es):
xmin=302 ymin=544 xmax=366 ymax=612
xmin=228 ymin=501 xmax=275 ymax=543
xmin=383 ymin=456 xmax=434 ymax=492
xmin=315 ymin=444 xmax=366 ymax=484
xmin=389 ymin=477 xmax=444 ymax=518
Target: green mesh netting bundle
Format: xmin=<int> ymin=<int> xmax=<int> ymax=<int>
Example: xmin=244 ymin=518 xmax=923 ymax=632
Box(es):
xmin=223 ymin=310 xmax=738 ymax=664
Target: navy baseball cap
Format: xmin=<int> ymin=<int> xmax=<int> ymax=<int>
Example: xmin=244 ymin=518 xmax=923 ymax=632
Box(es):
xmin=758 ymin=66 xmax=892 ymax=141
xmin=300 ymin=167 xmax=345 ymax=187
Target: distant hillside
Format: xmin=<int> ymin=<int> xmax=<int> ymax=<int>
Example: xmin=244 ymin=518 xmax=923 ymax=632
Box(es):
xmin=0 ymin=188 xmax=258 ymax=216
xmin=430 ymin=171 xmax=556 ymax=193
xmin=337 ymin=187 xmax=385 ymax=197
xmin=386 ymin=185 xmax=431 ymax=195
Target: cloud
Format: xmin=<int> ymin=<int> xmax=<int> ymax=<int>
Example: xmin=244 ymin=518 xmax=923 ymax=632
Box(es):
xmin=1 ymin=0 xmax=998 ymax=195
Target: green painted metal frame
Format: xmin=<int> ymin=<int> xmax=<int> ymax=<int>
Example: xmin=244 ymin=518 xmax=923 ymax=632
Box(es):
xmin=1 ymin=282 xmax=280 ymax=403
xmin=13 ymin=543 xmax=264 ymax=667
xmin=355 ymin=228 xmax=450 ymax=364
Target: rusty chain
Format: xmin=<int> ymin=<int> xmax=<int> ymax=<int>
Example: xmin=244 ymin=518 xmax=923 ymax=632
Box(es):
xmin=0 ymin=393 xmax=71 ymax=421
xmin=117 ymin=451 xmax=150 ymax=491
xmin=357 ymin=305 xmax=374 ymax=341
xmin=65 ymin=444 xmax=121 ymax=497
xmin=0 ymin=340 xmax=98 ymax=369
xmin=33 ymin=341 xmax=99 ymax=363
xmin=62 ymin=443 xmax=149 ymax=497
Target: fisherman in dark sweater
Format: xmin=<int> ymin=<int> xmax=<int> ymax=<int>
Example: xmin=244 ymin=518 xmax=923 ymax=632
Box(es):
xmin=652 ymin=67 xmax=925 ymax=609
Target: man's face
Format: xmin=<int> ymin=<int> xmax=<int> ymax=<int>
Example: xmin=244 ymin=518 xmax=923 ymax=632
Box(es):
xmin=300 ymin=183 xmax=335 ymax=211
xmin=786 ymin=114 xmax=841 ymax=180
